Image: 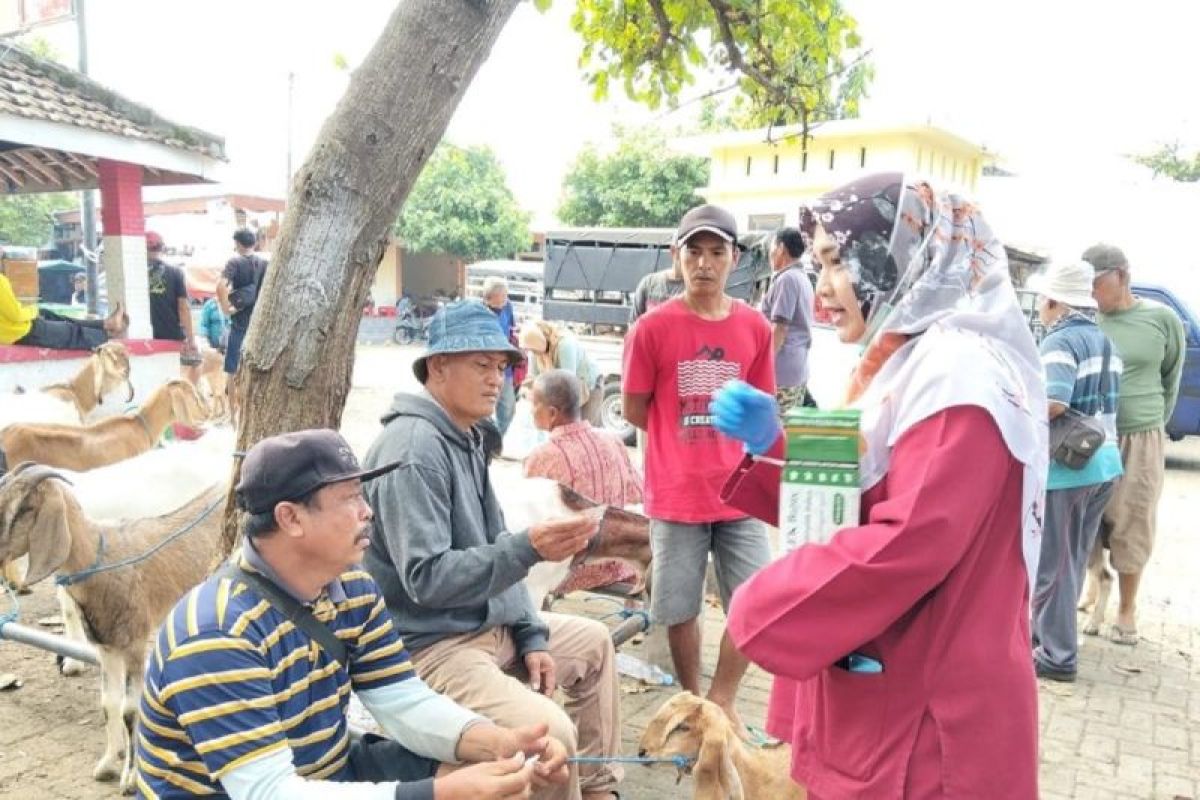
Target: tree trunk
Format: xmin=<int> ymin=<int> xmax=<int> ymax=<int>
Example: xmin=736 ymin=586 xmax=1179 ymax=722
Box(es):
xmin=217 ymin=0 xmax=520 ymax=559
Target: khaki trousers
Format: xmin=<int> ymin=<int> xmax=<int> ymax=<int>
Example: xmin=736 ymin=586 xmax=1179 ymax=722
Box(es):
xmin=410 ymin=613 xmax=622 ymax=799
xmin=1099 ymin=429 xmax=1165 ymax=573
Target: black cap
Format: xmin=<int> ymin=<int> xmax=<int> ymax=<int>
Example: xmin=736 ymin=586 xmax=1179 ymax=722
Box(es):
xmin=235 ymin=429 xmax=399 ymax=514
xmin=674 ymin=204 xmax=738 ymax=247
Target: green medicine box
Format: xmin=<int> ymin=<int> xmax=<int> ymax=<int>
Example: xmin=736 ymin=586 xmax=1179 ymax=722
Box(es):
xmin=779 ymin=409 xmax=862 ymax=552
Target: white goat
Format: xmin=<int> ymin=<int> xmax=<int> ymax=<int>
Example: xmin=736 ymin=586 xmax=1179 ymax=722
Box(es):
xmin=502 ymin=477 xmax=652 ymax=611
xmin=0 ymin=463 xmax=226 ymax=793
xmin=52 ymin=426 xmax=235 ymax=677
xmin=639 ymin=691 xmax=803 ymax=800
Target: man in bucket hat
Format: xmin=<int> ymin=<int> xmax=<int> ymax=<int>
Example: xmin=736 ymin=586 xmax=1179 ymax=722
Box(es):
xmin=363 ymin=301 xmax=624 ymax=800
xmin=1027 ymin=262 xmax=1123 ymax=681
xmin=137 ymin=428 xmax=566 ymax=798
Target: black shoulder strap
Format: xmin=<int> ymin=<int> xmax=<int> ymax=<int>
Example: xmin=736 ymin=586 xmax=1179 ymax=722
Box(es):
xmin=1098 ymin=337 xmax=1113 ymax=414
xmin=219 ymin=563 xmax=348 ymax=668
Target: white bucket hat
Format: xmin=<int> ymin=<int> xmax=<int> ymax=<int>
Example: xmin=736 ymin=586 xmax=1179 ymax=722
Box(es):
xmin=1026 ymin=261 xmax=1098 ymax=309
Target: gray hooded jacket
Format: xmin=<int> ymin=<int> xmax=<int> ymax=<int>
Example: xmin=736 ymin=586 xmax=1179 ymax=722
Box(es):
xmin=362 ymin=392 xmax=548 ymax=654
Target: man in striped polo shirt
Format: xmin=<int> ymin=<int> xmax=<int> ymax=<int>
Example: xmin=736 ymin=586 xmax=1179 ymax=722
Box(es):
xmin=1028 ymin=261 xmax=1123 ymax=682
xmin=136 ymin=429 xmax=567 ymax=800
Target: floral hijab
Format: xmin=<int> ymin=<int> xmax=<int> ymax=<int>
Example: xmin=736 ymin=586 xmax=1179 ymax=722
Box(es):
xmin=801 ymin=173 xmax=1049 ymax=586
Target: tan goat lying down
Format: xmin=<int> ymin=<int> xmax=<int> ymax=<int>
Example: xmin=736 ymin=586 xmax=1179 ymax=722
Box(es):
xmin=638 ymin=692 xmax=803 ymax=800
xmin=0 ymin=378 xmax=208 ymax=472
xmin=0 ymin=463 xmax=225 ymax=793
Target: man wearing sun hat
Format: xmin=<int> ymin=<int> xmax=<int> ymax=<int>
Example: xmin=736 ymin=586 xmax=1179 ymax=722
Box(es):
xmin=1027 ymin=260 xmax=1124 ymax=681
xmin=362 ymin=300 xmax=624 ymax=800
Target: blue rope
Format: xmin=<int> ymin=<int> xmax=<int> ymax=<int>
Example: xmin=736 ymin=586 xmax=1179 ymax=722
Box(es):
xmin=55 ymin=495 xmax=223 ymax=587
xmin=0 ymin=579 xmax=19 ymax=635
xmin=568 ymin=754 xmax=693 ymax=770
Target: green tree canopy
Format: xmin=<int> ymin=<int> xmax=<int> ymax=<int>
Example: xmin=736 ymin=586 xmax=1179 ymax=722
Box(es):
xmin=1133 ymin=142 xmax=1200 ymax=182
xmin=395 ymin=143 xmax=530 ymax=259
xmin=0 ymin=193 xmax=76 ymax=247
xmin=557 ymin=128 xmax=710 ymax=227
xmin=547 ymin=0 xmax=871 ymax=136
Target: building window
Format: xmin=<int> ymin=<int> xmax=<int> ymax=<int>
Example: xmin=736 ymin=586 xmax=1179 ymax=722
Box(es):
xmin=748 ymin=213 xmax=786 ymax=231
xmin=745 ymin=156 xmax=752 ymax=176
xmin=916 ymin=148 xmax=923 ymax=172
xmin=941 ymin=154 xmax=947 ymax=177
xmin=773 ymin=154 xmax=780 ymax=174
xmin=859 ymin=147 xmax=867 ymax=168
xmin=828 ymin=150 xmax=836 ymax=170
xmin=801 ymin=151 xmax=809 ymax=172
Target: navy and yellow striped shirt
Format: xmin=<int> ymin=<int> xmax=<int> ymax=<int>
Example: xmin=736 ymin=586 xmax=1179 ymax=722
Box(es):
xmin=135 ymin=562 xmax=416 ymax=798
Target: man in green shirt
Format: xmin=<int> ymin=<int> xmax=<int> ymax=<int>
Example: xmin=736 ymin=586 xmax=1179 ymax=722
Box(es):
xmin=1085 ymin=244 xmax=1186 ymax=644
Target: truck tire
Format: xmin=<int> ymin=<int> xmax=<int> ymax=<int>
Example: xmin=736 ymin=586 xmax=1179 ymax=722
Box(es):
xmin=600 ymin=378 xmax=636 ymax=446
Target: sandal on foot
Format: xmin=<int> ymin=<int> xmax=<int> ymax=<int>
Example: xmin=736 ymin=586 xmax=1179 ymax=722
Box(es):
xmin=744 ymin=725 xmax=783 ymax=748
xmin=1110 ymin=625 xmax=1138 ymax=646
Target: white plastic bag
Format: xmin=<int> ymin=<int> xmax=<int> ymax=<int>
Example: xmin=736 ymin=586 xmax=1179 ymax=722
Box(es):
xmin=501 ymin=398 xmax=546 ymax=461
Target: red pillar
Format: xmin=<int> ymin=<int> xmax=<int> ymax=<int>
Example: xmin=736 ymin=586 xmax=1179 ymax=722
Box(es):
xmin=97 ymin=160 xmax=152 ymax=338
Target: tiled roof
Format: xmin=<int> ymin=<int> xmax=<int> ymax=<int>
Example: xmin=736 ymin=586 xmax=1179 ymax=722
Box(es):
xmin=0 ymin=43 xmax=225 ymax=158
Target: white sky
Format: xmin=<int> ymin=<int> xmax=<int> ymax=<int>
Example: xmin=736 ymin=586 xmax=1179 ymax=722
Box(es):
xmin=25 ymin=0 xmax=1200 ymax=283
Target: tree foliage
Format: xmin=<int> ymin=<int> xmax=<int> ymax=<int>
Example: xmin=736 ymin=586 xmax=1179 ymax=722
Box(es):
xmin=0 ymin=192 xmax=76 ymax=246
xmin=395 ymin=143 xmax=530 ymax=260
xmin=550 ymin=0 xmax=871 ymax=136
xmin=558 ymin=128 xmax=710 ymax=227
xmin=1133 ymin=142 xmax=1200 ymax=182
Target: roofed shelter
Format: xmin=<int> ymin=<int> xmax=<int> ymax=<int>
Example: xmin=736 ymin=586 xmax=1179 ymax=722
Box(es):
xmin=0 ymin=41 xmax=226 ymax=338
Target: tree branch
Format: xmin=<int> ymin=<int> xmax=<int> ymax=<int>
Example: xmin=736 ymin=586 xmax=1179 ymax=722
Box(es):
xmin=647 ymin=0 xmax=677 ymax=60
xmin=706 ymin=0 xmax=784 ymax=102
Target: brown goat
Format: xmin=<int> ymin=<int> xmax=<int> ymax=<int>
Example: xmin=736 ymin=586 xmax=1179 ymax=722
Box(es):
xmin=41 ymin=341 xmax=134 ymax=421
xmin=0 ymin=378 xmax=209 ymax=472
xmin=197 ymin=347 xmax=229 ymax=421
xmin=638 ymin=692 xmax=803 ymax=800
xmin=0 ymin=463 xmax=225 ymax=792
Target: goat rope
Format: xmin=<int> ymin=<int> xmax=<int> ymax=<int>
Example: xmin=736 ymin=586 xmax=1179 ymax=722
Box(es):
xmin=55 ymin=494 xmax=224 ymax=587
xmin=568 ymin=754 xmax=693 ymax=769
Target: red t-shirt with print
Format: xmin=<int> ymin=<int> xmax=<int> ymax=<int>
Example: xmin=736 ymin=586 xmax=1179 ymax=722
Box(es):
xmin=623 ymin=298 xmax=774 ymax=522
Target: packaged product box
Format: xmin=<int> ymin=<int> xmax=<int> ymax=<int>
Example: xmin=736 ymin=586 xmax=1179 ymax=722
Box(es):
xmin=778 ymin=408 xmax=861 ymax=552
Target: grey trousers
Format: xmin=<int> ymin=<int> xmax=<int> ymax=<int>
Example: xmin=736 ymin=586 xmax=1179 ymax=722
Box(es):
xmin=1033 ymin=480 xmax=1115 ymax=672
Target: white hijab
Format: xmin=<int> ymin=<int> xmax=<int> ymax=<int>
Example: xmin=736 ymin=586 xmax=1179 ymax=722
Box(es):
xmin=804 ymin=175 xmax=1048 ymax=585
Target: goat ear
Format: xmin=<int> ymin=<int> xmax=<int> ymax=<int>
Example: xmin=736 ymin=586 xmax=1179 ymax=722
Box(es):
xmin=693 ymin=708 xmax=744 ymax=800
xmin=93 ymin=354 xmax=105 ymax=400
xmin=24 ymin=482 xmax=73 ymax=585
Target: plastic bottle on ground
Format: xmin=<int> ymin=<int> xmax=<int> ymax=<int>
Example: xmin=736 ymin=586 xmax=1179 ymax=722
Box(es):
xmin=615 ymin=653 xmax=674 ymax=685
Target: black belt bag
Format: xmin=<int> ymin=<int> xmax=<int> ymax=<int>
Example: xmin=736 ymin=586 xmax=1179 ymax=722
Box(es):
xmin=1048 ymin=342 xmax=1112 ymax=470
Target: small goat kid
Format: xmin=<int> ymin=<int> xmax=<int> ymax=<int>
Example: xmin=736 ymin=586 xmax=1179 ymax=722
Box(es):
xmin=0 ymin=463 xmax=225 ymax=793
xmin=638 ymin=692 xmax=803 ymax=800
xmin=0 ymin=378 xmax=209 ymax=472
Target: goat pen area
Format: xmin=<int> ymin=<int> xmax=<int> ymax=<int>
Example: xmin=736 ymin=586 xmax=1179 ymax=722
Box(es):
xmin=0 ymin=345 xmax=1197 ymax=798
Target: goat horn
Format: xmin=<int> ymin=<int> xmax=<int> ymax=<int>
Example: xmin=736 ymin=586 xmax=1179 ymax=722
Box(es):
xmin=7 ymin=463 xmax=73 ymax=489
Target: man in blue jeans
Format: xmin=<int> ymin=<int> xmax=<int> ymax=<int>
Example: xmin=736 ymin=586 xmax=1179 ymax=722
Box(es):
xmin=217 ymin=229 xmax=266 ymax=422
xmin=1029 ymin=260 xmax=1123 ymax=682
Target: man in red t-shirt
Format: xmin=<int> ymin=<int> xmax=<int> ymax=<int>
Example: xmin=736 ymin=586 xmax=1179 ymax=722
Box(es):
xmin=622 ymin=204 xmax=774 ymax=727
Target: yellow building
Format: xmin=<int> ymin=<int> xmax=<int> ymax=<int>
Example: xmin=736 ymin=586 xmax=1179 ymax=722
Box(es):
xmin=677 ymin=119 xmax=991 ymax=230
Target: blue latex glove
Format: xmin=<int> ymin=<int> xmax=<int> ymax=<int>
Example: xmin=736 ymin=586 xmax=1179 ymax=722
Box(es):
xmin=709 ymin=380 xmax=781 ymax=455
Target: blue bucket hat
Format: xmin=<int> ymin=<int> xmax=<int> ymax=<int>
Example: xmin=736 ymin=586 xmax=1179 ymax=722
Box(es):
xmin=413 ymin=300 xmax=525 ymax=383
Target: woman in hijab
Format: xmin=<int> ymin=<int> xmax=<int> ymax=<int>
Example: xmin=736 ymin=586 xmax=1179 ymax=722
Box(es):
xmin=518 ymin=319 xmax=603 ymax=426
xmin=709 ymin=173 xmax=1047 ymax=799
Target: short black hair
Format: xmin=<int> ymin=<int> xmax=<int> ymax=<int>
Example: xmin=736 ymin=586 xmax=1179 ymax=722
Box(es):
xmin=534 ymin=369 xmax=582 ymax=419
xmin=774 ymin=227 xmax=805 ymax=259
xmin=243 ymin=485 xmax=323 ymax=539
xmin=233 ymin=228 xmax=258 ymax=249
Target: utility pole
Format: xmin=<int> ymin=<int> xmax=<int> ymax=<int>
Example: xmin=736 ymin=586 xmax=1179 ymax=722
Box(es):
xmin=76 ymin=0 xmax=99 ymax=315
